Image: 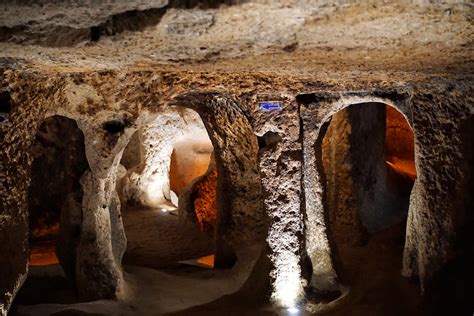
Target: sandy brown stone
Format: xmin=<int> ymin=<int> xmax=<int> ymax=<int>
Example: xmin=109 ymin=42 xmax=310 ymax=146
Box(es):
xmin=0 ymin=1 xmax=472 ymax=314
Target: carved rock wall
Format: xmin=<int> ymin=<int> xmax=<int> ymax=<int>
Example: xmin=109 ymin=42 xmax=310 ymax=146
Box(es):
xmin=0 ymin=69 xmax=472 ymax=314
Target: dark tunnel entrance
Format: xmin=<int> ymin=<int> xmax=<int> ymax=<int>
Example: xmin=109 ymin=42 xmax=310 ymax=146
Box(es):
xmin=12 ymin=115 xmax=89 ymax=309
xmin=28 ymin=115 xmax=89 ymax=268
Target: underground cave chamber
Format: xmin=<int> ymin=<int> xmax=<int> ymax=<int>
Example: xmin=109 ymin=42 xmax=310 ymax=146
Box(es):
xmin=309 ymin=102 xmax=419 ymax=310
xmin=118 ymin=107 xmax=220 ymax=270
xmin=0 ymin=0 xmax=473 ymax=314
xmin=3 ymin=93 xmax=472 ymax=315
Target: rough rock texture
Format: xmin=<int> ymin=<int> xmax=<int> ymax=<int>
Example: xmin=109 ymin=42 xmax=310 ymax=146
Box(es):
xmin=193 ymin=168 xmax=218 ymax=234
xmin=301 ymin=94 xmax=413 ymax=293
xmin=349 ymin=103 xmax=412 ymax=233
xmin=313 ymin=102 xmax=416 ymax=294
xmin=1 ymin=73 xmax=472 ymax=315
xmin=402 ymin=86 xmax=474 ymax=295
xmin=0 ymin=0 xmax=169 ymax=46
xmin=172 ymin=93 xmax=264 ymax=268
xmin=0 ymin=0 xmax=473 ymax=314
xmin=120 ymin=130 xmax=143 ymax=171
xmin=122 ymin=207 xmax=214 ymax=269
xmin=122 ymin=108 xmax=210 ymax=208
xmin=322 ymin=109 xmax=365 ymax=245
xmin=251 ymin=94 xmax=304 ymax=307
xmin=385 ymin=105 xmax=416 ymax=162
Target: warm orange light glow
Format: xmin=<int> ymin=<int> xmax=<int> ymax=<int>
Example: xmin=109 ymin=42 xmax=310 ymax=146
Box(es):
xmin=169 ymin=141 xmax=213 ymax=195
xmin=30 ymin=240 xmax=58 ymax=266
xmin=386 ymin=158 xmax=416 ymax=181
xmin=197 ymin=255 xmax=215 ymax=268
xmin=385 ymin=105 xmax=416 ymax=181
xmin=30 ymin=223 xmax=59 ymax=266
xmin=194 ymin=169 xmax=218 ymax=234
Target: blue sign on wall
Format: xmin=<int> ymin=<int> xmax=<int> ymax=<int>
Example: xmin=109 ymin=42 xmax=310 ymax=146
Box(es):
xmin=258 ymin=101 xmax=282 ymax=110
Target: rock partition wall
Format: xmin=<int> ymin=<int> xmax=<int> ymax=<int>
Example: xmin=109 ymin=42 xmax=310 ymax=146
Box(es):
xmin=169 ymin=137 xmax=213 ymax=196
xmin=321 ymin=108 xmax=365 ymax=246
xmin=348 ymin=103 xmax=412 ymax=233
xmin=193 ymin=168 xmax=218 ymax=234
xmin=0 ymin=71 xmax=64 ymax=315
xmin=385 ymin=104 xmax=415 ymax=161
xmin=247 ymin=94 xmax=304 ymax=308
xmin=0 ymin=69 xmax=162 ymax=314
xmin=402 ymin=84 xmax=474 ymax=302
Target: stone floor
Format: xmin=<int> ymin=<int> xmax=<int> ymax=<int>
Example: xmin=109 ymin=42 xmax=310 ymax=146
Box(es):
xmin=122 ymin=207 xmax=215 ymax=269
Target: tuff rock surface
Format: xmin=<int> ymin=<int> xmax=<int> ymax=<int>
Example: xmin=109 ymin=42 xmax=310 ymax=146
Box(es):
xmin=0 ymin=0 xmax=473 ymax=314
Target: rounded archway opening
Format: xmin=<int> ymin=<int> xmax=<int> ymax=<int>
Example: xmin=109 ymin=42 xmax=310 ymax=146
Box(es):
xmin=118 ymin=107 xmax=219 ymax=270
xmin=108 ymin=95 xmax=263 ymax=315
xmin=12 ymin=115 xmax=89 ymax=310
xmin=316 ymin=102 xmax=420 ymax=312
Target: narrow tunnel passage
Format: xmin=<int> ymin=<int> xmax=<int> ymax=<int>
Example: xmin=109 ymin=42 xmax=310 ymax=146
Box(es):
xmin=12 ymin=115 xmax=89 ymax=308
xmin=28 ymin=115 xmax=89 ymax=268
xmin=118 ymin=107 xmax=218 ymax=270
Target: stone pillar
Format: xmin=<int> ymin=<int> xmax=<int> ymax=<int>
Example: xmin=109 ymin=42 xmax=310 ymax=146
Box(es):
xmin=300 ymin=103 xmax=339 ymax=293
xmin=74 ymin=119 xmax=133 ymax=301
xmin=320 ymin=109 xmax=363 ymax=244
xmin=0 ymin=140 xmax=29 ymax=315
xmin=0 ymin=87 xmax=42 ymax=315
xmin=251 ymin=95 xmax=305 ymax=308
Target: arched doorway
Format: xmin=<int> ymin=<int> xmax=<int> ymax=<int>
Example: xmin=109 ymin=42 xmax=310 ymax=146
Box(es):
xmin=12 ymin=115 xmax=89 ymax=308
xmin=315 ymin=102 xmax=421 ymax=313
xmin=321 ymin=103 xmax=416 ymax=243
xmin=93 ymin=93 xmax=264 ymax=315
xmin=118 ymin=107 xmax=218 ymax=269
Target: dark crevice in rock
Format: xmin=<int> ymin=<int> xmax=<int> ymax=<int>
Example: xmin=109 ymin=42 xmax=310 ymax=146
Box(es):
xmin=0 ymin=91 xmax=11 ymax=124
xmin=296 ymin=92 xmax=340 ymax=106
xmin=102 ymin=120 xmax=126 ymax=134
xmin=103 ymin=118 xmax=129 ymax=146
xmin=257 ymin=131 xmax=281 ymax=150
xmin=0 ymin=24 xmax=91 ymax=47
xmin=0 ymin=6 xmax=169 ymax=46
xmin=89 ymin=7 xmax=168 ymax=42
xmin=169 ymin=0 xmax=247 ymax=9
xmin=0 ymin=91 xmax=12 ymax=114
